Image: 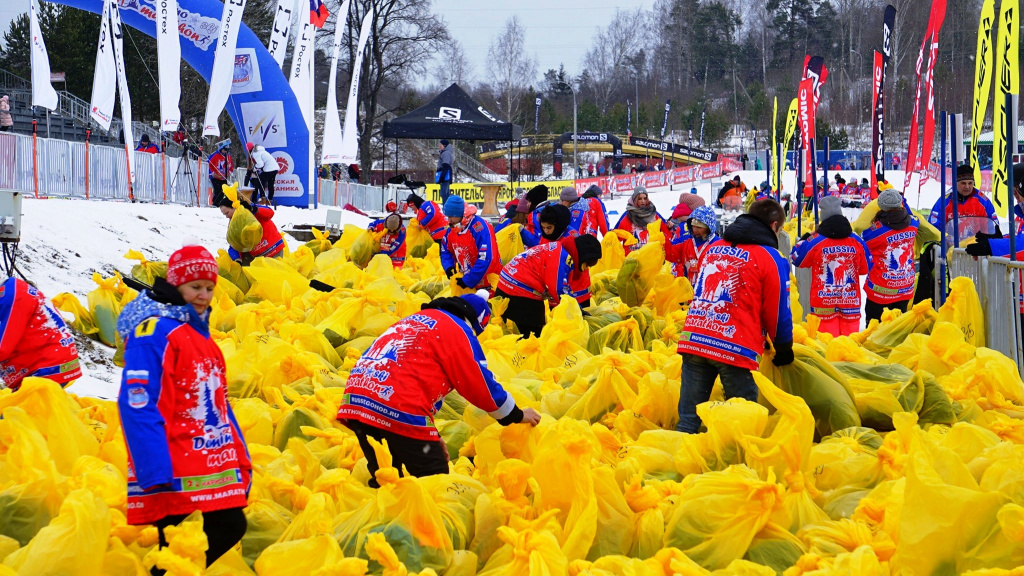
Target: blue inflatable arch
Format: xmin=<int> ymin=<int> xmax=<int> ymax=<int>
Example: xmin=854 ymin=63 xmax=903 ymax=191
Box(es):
xmin=53 ymin=0 xmax=310 ymax=207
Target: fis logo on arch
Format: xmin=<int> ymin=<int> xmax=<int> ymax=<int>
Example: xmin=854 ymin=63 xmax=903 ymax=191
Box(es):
xmin=241 ymin=101 xmax=286 ymax=149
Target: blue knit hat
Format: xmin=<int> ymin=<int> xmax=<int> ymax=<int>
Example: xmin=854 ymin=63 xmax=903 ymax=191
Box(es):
xmin=460 ymin=290 xmax=492 ymax=335
xmin=443 ymin=195 xmax=465 ymax=217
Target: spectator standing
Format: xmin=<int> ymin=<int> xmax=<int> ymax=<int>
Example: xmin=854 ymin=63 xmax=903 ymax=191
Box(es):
xmin=863 ymin=190 xmax=923 ymax=322
xmin=136 ymin=134 xmax=161 ymax=154
xmin=436 ymin=140 xmax=454 ymax=203
xmin=0 ymin=95 xmax=12 ymax=132
xmin=207 ymin=140 xmax=234 ymax=206
xmin=246 ymin=143 xmax=280 ymax=205
xmin=928 ymin=163 xmax=999 ymax=238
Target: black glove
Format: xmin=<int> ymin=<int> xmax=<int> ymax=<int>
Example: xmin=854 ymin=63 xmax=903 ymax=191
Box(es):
xmin=800 ymin=233 xmax=812 ymax=241
xmin=966 ymin=236 xmax=993 ymax=257
xmin=455 ymin=277 xmax=469 ymax=289
xmin=444 ymin=267 xmax=457 ymax=279
xmin=772 ymin=341 xmax=795 ymax=367
xmin=975 ymin=231 xmax=1002 ymax=241
xmin=993 ymin=224 xmax=1004 ymax=238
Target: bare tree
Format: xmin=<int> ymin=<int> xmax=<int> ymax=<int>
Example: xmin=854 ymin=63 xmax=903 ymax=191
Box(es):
xmin=487 ymin=16 xmax=537 ymax=124
xmin=433 ymin=38 xmax=473 ymax=89
xmin=581 ymin=8 xmax=651 ymax=114
xmin=321 ymin=0 xmax=449 ymax=182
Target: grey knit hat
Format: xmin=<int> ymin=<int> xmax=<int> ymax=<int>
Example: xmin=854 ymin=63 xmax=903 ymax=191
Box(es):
xmin=878 ymin=189 xmax=904 ymax=211
xmin=819 ymin=196 xmax=843 ymax=221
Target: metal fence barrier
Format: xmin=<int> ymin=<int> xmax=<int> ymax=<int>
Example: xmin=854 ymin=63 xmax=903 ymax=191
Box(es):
xmin=0 ymin=131 xmax=214 ymax=206
xmin=947 ymin=248 xmax=1024 ymax=376
xmin=315 ymin=178 xmax=393 ymax=213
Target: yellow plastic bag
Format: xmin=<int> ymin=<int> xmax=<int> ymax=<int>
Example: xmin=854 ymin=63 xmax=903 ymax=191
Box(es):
xmin=761 ymin=344 xmax=861 ymax=437
xmin=123 ymin=249 xmax=168 ymax=285
xmin=591 ymin=229 xmax=635 ymax=274
xmin=406 ymin=218 xmax=435 ymax=259
xmin=662 ymin=465 xmax=785 ymax=570
xmin=51 ymin=292 xmax=99 ymax=337
xmin=937 ymin=276 xmax=986 ymax=348
xmin=1 ymin=489 xmax=110 ymax=576
xmin=88 ymin=272 xmax=125 ymax=346
xmin=864 ymin=300 xmax=937 ymax=354
xmin=337 ymin=224 xmax=384 ymax=268
xmin=217 ymin=248 xmax=252 ymax=293
xmin=303 ymin=227 xmax=334 ymax=256
xmin=224 ymin=183 xmax=264 ymax=253
xmin=496 ymin=223 xmax=525 ymax=266
xmin=616 ymin=240 xmax=665 ymax=307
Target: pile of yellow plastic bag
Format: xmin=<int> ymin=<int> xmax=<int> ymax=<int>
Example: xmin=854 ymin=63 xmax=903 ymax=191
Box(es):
xmin=223 ymin=183 xmax=264 ymax=254
xmin=15 ymin=231 xmax=1024 ymax=575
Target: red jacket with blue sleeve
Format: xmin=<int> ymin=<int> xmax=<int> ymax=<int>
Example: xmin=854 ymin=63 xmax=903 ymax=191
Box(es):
xmin=440 ymin=215 xmax=501 ymax=289
xmin=116 ymin=290 xmax=251 ymax=525
xmin=369 ymin=219 xmax=407 ymax=268
xmin=614 ymin=212 xmax=671 ymax=256
xmin=497 ymin=242 xmax=573 ymax=304
xmin=578 ymin=197 xmax=609 ymax=237
xmin=0 ymin=278 xmax=81 ymax=391
xmin=791 ymin=226 xmax=871 ymax=321
xmin=416 ymin=200 xmax=449 ymax=241
xmin=337 ymin=309 xmax=518 ymax=441
xmin=208 ymin=150 xmax=234 ymax=181
xmin=229 ymin=206 xmax=285 ymax=261
xmin=928 ymin=189 xmax=998 ymax=233
xmin=677 ymin=215 xmax=793 ymax=370
xmin=862 ymin=217 xmax=920 ymax=304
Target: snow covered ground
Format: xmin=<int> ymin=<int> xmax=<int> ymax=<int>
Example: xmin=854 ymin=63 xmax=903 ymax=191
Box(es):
xmin=16 ymin=198 xmax=370 ymax=399
xmin=22 ymin=169 xmax=949 ymax=399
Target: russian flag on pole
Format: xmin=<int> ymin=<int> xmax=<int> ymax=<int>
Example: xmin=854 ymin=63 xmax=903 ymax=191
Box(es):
xmin=310 ymin=0 xmax=329 ymax=28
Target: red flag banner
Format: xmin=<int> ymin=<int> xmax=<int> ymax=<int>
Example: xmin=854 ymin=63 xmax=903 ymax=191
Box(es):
xmin=871 ymin=50 xmax=884 ymax=190
xmin=918 ymin=0 xmax=948 ymax=187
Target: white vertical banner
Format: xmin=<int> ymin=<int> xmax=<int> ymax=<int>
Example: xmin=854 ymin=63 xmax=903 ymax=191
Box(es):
xmin=267 ymin=0 xmax=297 ymax=70
xmin=109 ymin=0 xmax=135 ymax=184
xmin=29 ymin=0 xmax=58 ymax=111
xmin=156 ymin=0 xmax=181 ymax=131
xmin=320 ymin=0 xmax=351 ymax=165
xmin=289 ymin=9 xmax=315 ymax=130
xmin=339 ymin=10 xmax=373 ymax=164
xmin=89 ymin=0 xmax=115 ymax=130
xmin=203 ymin=0 xmax=248 ymax=136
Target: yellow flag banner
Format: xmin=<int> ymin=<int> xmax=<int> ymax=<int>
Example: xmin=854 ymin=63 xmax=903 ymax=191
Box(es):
xmin=772 ymin=96 xmax=779 ymax=192
xmin=783 ymin=98 xmax=799 ymax=163
xmin=991 ymin=0 xmax=1019 ymax=219
xmin=971 ymin=0 xmax=997 ymax=185
xmin=423 ymin=180 xmax=576 ymax=205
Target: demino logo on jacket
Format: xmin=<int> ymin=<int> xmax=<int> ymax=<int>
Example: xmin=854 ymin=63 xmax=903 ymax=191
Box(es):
xmin=190 ymin=369 xmax=235 ymax=451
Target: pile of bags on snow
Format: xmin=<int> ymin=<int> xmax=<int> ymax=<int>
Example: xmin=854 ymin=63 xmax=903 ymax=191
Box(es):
xmin=5 ymin=222 xmax=1024 ymax=575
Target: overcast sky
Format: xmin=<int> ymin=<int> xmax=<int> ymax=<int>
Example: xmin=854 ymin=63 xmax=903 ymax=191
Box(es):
xmin=1 ymin=0 xmax=653 ymax=82
xmin=433 ymin=0 xmax=654 ymax=84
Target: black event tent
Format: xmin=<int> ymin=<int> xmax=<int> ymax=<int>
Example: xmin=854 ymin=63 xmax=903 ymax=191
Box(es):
xmin=382 ymin=83 xmax=522 ymax=141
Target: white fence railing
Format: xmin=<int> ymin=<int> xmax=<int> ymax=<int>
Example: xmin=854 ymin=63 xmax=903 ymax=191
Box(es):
xmin=316 ymin=178 xmax=397 ymax=213
xmin=0 ymin=132 xmax=215 ymax=206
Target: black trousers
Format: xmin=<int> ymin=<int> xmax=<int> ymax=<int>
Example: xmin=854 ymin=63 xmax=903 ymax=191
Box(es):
xmin=496 ymin=290 xmax=546 ymax=337
xmin=210 ymin=178 xmax=227 ymax=206
xmin=150 ymin=507 xmax=247 ymax=575
xmin=257 ymin=171 xmax=278 ymax=203
xmin=346 ymin=421 xmax=448 ymax=488
xmin=864 ymin=297 xmax=911 ymax=324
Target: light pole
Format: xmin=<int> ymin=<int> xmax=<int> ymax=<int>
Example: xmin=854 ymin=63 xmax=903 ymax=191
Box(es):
xmin=557 ymin=80 xmax=578 ymax=177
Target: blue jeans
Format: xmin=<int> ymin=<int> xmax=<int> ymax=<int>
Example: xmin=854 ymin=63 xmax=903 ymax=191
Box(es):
xmin=676 ymin=354 xmax=758 ymax=433
xmin=439 ymin=182 xmax=451 ymax=204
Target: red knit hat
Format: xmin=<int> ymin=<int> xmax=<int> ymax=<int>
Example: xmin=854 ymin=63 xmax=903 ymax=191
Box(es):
xmin=166 ymin=245 xmax=219 ymax=287
xmin=671 ymin=204 xmax=693 ymax=220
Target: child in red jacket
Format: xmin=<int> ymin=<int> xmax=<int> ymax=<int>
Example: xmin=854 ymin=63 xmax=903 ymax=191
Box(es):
xmin=0 ymin=277 xmax=81 ymax=391
xmin=117 ymin=245 xmax=251 ymax=572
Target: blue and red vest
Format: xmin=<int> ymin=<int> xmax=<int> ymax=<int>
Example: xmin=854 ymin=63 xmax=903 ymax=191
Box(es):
xmin=0 ymin=278 xmax=80 ymax=390
xmin=497 ymin=242 xmax=573 ymax=304
xmin=368 ymin=219 xmax=407 ymax=268
xmin=791 ymin=234 xmax=871 ymax=319
xmin=440 ymin=215 xmax=501 ymax=289
xmin=416 ymin=201 xmax=449 ymax=241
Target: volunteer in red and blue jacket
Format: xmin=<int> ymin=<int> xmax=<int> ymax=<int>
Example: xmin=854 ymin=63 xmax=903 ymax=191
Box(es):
xmin=535 ymin=203 xmax=594 ymax=306
xmin=578 ymin=185 xmax=610 ymax=237
xmin=136 ymin=134 xmax=161 ymax=154
xmin=863 ymin=189 xmax=923 ymax=322
xmin=440 ymin=195 xmax=502 ymax=290
xmin=558 ymin=186 xmax=587 ymax=233
xmin=519 ymin=185 xmax=553 ymax=246
xmin=406 ymin=192 xmax=448 ymax=241
xmin=791 ymin=196 xmax=871 ymax=337
xmin=337 ymin=290 xmax=541 ymax=485
xmin=676 ymin=199 xmax=794 ymax=434
xmin=615 ymin=186 xmax=671 ymax=256
xmin=966 ymin=164 xmax=1024 ymax=324
xmin=666 ymin=206 xmax=718 ymax=280
xmin=928 ymin=163 xmax=999 ymax=238
xmin=208 ymin=139 xmax=234 ymax=206
xmin=496 ymin=234 xmax=602 ymax=337
xmin=0 ymin=277 xmax=81 ymax=391
xmin=117 ymin=245 xmax=250 ymax=568
xmin=219 ymin=196 xmax=285 ymax=262
xmin=368 ymin=212 xmax=407 ymax=268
